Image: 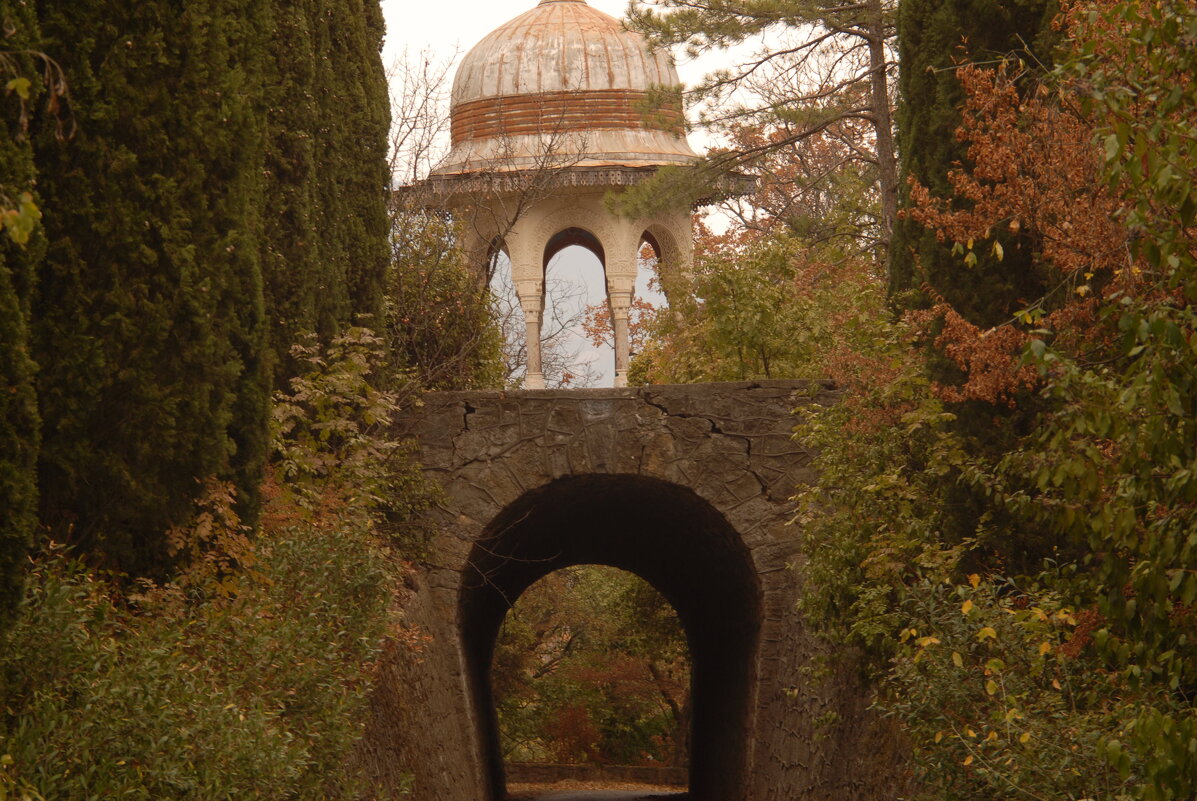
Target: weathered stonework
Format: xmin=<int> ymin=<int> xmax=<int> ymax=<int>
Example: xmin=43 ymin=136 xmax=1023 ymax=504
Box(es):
xmin=356 ymin=381 xmax=911 ymax=801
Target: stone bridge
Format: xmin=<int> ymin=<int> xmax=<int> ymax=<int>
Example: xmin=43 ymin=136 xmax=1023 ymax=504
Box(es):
xmin=354 ymin=382 xmax=909 ymax=801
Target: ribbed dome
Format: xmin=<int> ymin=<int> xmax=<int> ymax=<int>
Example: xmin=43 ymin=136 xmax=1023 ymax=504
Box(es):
xmin=452 ymin=0 xmax=676 ymax=105
xmin=433 ymin=0 xmax=698 ymax=176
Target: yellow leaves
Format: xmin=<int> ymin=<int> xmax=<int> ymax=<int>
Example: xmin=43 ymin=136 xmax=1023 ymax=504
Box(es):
xmin=963 ymin=755 xmax=975 ymax=766
xmin=916 ymin=636 xmax=941 ymax=648
xmin=977 ymin=626 xmax=998 ymax=641
xmin=962 ymin=599 xmax=975 ymax=615
xmin=935 ymin=730 xmax=945 ymax=743
xmin=1 ymin=192 xmax=42 ymax=246
xmin=966 ymin=727 xmax=977 ymax=738
xmin=986 ymin=679 xmax=999 ymax=695
xmin=1039 ymin=641 xmax=1053 ymax=657
xmin=5 ymin=76 xmax=32 ymax=100
xmin=969 ymin=574 xmax=982 ymax=588
xmin=992 ymin=240 xmax=1005 ymax=262
xmin=952 ymin=651 xmax=964 ymax=668
xmin=1019 ymin=731 xmax=1032 ymax=744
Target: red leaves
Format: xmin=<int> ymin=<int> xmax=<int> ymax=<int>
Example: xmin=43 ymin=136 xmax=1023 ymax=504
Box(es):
xmin=909 ymin=303 xmax=1039 ymax=406
xmin=903 ymin=49 xmax=1162 ymax=406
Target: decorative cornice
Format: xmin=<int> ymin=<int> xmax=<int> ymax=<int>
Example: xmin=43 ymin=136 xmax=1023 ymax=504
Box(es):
xmin=399 ymin=165 xmax=758 ymax=209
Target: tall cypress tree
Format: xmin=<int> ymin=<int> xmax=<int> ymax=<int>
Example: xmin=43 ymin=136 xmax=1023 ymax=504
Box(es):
xmin=313 ymin=0 xmax=391 ymax=330
xmin=889 ymin=0 xmax=1057 ymax=325
xmin=31 ymin=0 xmax=270 ymax=574
xmin=259 ymin=0 xmax=391 ymax=375
xmin=0 ymin=0 xmax=43 ymax=627
xmin=260 ymin=1 xmax=327 ymax=367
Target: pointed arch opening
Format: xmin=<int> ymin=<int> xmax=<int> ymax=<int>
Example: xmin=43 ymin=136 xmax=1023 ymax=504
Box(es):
xmin=541 ymin=227 xmax=612 ymax=387
xmin=544 ymin=227 xmax=605 ymax=271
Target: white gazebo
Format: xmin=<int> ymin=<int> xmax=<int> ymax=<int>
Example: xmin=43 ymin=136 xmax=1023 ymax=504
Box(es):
xmin=417 ymin=0 xmax=704 ymax=388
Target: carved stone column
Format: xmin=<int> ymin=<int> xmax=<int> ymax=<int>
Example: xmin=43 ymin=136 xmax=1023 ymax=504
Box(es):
xmin=607 ymin=272 xmax=635 ymax=388
xmin=517 ymin=280 xmax=545 ymax=389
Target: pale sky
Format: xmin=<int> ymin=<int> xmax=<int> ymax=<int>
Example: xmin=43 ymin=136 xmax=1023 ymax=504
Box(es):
xmin=379 ymin=0 xmax=711 ymax=89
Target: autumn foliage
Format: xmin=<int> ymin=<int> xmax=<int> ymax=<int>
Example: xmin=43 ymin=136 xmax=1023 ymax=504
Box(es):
xmin=492 ymin=566 xmax=690 ymax=768
xmin=796 ymin=2 xmax=1197 ymax=799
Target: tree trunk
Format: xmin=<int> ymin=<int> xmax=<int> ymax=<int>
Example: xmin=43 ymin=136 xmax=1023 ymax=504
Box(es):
xmin=866 ymin=0 xmax=899 ymax=262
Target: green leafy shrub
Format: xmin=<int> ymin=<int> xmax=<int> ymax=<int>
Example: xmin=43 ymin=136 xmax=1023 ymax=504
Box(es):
xmin=0 ymin=492 xmax=399 ymax=799
xmin=0 ymin=329 xmax=425 ymax=799
xmin=888 ymin=577 xmax=1140 ymax=800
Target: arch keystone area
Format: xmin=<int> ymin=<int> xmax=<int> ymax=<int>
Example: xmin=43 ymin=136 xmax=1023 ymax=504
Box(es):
xmin=354 ymin=382 xmax=912 ymax=800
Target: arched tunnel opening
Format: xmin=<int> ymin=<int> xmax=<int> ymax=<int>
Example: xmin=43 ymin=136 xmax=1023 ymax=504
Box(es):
xmin=459 ymin=474 xmax=762 ymax=801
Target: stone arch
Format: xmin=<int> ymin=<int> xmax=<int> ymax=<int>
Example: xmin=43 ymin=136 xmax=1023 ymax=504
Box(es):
xmin=639 ymin=217 xmax=693 ymax=303
xmin=459 ymin=473 xmax=762 ymax=801
xmin=358 ymin=383 xmax=912 ymax=801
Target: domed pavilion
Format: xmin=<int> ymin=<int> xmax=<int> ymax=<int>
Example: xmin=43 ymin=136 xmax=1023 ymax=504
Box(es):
xmin=418 ymin=0 xmax=708 ymax=388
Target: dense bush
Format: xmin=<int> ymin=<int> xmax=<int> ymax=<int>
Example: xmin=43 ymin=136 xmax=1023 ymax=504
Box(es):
xmin=260 ymin=0 xmax=392 ymax=373
xmin=0 ymin=331 xmax=429 ymax=799
xmin=889 ymin=0 xmax=1058 ymax=322
xmin=890 ymin=577 xmax=1144 ymax=800
xmin=798 ymin=3 xmax=1197 ymax=799
xmin=30 ymin=0 xmax=272 ymax=574
xmin=23 ymin=0 xmax=393 ymax=577
xmin=385 ymin=208 xmax=505 ymax=391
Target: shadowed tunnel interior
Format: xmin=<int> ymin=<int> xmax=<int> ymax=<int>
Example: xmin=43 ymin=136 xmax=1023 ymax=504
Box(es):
xmin=459 ymin=474 xmax=762 ymax=801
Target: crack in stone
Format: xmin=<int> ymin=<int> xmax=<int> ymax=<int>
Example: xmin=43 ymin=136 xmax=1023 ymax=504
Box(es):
xmin=642 ymin=392 xmax=775 ymax=499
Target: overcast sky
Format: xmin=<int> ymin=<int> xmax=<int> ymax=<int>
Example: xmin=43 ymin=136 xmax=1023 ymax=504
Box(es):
xmin=379 ymin=0 xmax=715 ymax=99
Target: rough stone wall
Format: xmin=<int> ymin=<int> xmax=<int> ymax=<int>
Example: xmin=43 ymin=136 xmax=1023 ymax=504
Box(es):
xmin=358 ymin=381 xmax=911 ymax=801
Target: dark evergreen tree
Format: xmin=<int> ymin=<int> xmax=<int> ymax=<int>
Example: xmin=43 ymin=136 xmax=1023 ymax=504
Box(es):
xmin=311 ymin=0 xmax=391 ymax=331
xmin=259 ymin=0 xmax=391 ymax=376
xmin=31 ymin=0 xmax=270 ymax=575
xmin=889 ymin=0 xmax=1057 ymax=325
xmin=0 ymin=0 xmax=43 ymax=627
xmin=260 ymin=1 xmax=329 ymax=368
